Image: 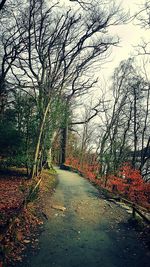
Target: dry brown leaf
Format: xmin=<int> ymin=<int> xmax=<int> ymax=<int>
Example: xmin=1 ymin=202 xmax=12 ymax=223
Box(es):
xmin=16 ymin=231 xmax=24 ymax=241
xmin=23 ymin=239 xmax=30 ymax=244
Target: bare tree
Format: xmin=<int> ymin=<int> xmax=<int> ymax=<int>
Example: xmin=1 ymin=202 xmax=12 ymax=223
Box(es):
xmin=5 ymin=0 xmax=125 ymax=177
xmin=97 ymin=58 xmax=150 ymax=183
xmin=133 ymin=2 xmax=150 ymax=179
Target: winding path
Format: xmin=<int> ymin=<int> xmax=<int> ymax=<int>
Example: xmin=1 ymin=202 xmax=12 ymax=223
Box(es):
xmin=24 ymin=169 xmax=149 ymax=267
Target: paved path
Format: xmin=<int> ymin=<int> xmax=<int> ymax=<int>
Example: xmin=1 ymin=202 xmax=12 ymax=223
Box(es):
xmin=23 ymin=169 xmax=149 ymax=267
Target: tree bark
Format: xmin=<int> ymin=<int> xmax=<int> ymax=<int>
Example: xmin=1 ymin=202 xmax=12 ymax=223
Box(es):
xmin=31 ymin=101 xmax=51 ymax=178
xmin=60 ymin=126 xmax=68 ymax=165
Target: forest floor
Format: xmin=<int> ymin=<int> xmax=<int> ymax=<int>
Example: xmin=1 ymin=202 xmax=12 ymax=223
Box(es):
xmin=0 ymin=168 xmax=58 ymax=267
xmin=14 ymin=168 xmax=150 ymax=267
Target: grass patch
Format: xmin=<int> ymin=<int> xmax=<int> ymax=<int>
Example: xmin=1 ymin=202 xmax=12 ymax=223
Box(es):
xmin=39 ymin=169 xmax=58 ymax=193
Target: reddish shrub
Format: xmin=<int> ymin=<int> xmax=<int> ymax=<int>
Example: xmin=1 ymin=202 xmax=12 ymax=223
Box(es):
xmin=65 ymin=158 xmax=150 ymax=208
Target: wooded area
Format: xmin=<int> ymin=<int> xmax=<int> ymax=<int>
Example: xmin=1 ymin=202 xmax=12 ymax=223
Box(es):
xmin=0 ymin=0 xmax=150 ymax=264
xmin=0 ymin=0 xmax=150 ymax=207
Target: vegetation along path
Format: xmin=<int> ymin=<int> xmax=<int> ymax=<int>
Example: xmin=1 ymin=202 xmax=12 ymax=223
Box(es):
xmin=19 ymin=168 xmax=150 ymax=267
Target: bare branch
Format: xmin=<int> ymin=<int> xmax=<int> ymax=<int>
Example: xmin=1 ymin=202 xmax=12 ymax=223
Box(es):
xmin=0 ymin=0 xmax=7 ymax=11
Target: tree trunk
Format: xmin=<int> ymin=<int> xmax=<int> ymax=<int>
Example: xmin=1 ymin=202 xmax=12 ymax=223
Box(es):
xmin=60 ymin=126 xmax=68 ymax=165
xmin=45 ymin=131 xmax=58 ymax=169
xmin=132 ymin=88 xmax=138 ymax=168
xmin=31 ymin=101 xmax=51 ymax=178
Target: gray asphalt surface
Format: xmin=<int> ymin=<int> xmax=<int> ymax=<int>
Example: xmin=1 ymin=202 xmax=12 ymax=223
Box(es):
xmin=20 ymin=168 xmax=150 ymax=267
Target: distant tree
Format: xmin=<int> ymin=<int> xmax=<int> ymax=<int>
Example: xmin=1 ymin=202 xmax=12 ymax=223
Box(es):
xmin=0 ymin=1 xmax=26 ymax=117
xmin=97 ymin=58 xmax=150 ymax=181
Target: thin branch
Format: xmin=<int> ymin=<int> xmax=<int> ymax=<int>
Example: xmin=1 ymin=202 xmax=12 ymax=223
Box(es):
xmin=0 ymin=0 xmax=7 ymax=11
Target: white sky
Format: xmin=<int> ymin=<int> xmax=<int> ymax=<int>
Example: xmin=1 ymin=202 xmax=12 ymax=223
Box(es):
xmin=101 ymin=0 xmax=148 ymax=80
xmin=63 ymin=0 xmax=149 ymax=87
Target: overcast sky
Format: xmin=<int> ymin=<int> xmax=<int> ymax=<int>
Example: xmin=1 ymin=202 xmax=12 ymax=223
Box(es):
xmin=101 ymin=0 xmax=147 ymax=80
xmin=64 ymin=0 xmax=148 ymax=84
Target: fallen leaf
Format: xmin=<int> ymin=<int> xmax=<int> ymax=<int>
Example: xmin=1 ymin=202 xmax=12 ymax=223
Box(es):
xmin=23 ymin=239 xmax=30 ymax=244
xmin=51 ymin=204 xmax=66 ymax=211
xmin=16 ymin=231 xmax=24 ymax=241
